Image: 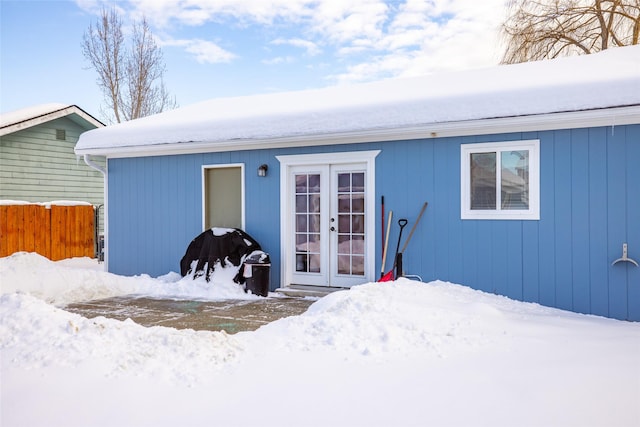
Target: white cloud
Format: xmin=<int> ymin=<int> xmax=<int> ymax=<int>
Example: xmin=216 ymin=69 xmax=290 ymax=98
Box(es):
xmin=164 ymin=39 xmax=237 ymax=64
xmin=271 ymin=38 xmax=322 ymax=56
xmin=262 ymin=56 xmax=295 ymax=65
xmin=82 ymin=0 xmax=509 ymax=86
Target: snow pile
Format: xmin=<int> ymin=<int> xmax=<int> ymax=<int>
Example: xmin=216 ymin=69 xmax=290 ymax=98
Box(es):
xmin=0 ymin=252 xmax=257 ymax=305
xmin=0 ymin=292 xmax=241 ymax=383
xmin=248 ymin=280 xmax=511 ymax=358
xmin=2 ymin=252 xmax=639 ymax=427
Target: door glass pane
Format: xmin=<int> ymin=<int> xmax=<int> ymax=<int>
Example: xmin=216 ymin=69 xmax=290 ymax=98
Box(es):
xmin=338 ymin=214 xmax=350 ymax=233
xmin=295 ymin=173 xmax=321 ymax=273
xmin=336 ymin=171 xmax=365 ymax=276
xmin=309 ymin=194 xmax=320 ymax=213
xmin=352 ymin=214 xmax=364 ymax=233
xmin=338 ymin=194 xmax=350 ymax=213
xmin=296 ymin=175 xmax=307 ymax=193
xmin=296 ymin=214 xmax=307 ymax=232
xmin=296 ymin=195 xmax=307 ymax=213
xmin=309 ymin=174 xmax=320 ymax=193
xmin=352 ymin=193 xmax=364 ymax=213
xmin=352 ymin=256 xmax=364 ymax=275
xmin=309 ymin=214 xmax=320 ymax=233
xmin=501 ymin=150 xmax=529 ymax=210
xmin=352 ymin=173 xmax=364 ymax=192
xmin=470 ymin=152 xmax=496 ymax=210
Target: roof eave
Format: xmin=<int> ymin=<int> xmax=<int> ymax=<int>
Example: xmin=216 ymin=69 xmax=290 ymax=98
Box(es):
xmin=75 ymin=105 xmax=640 ymax=159
xmin=0 ymin=105 xmax=104 ymax=136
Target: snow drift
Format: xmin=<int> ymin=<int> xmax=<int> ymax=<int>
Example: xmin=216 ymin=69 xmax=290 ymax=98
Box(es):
xmin=1 ymin=252 xmax=639 ymax=427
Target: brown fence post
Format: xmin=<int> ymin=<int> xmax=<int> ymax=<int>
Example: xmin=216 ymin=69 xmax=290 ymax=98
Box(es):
xmin=34 ymin=205 xmax=50 ymax=258
xmin=3 ymin=205 xmax=20 ymax=256
xmin=0 ymin=205 xmax=9 ymax=257
xmin=23 ymin=204 xmax=37 ymax=253
xmin=50 ymin=205 xmax=64 ymax=261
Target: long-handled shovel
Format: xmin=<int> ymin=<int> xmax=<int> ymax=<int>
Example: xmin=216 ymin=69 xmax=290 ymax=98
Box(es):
xmin=380 ymin=217 xmax=407 ymax=282
xmin=393 ymin=218 xmax=408 ymax=279
xmin=395 ymin=202 xmax=428 ymax=278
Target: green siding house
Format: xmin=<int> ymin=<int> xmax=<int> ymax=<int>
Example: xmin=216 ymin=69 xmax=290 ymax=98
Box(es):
xmin=0 ymin=104 xmax=106 ymax=229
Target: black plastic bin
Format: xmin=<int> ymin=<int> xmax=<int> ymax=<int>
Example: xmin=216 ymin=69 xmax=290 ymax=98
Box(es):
xmin=243 ymin=252 xmax=270 ymax=297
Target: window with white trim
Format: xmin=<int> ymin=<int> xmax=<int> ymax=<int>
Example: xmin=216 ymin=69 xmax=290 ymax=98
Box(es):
xmin=461 ymin=140 xmax=540 ymax=220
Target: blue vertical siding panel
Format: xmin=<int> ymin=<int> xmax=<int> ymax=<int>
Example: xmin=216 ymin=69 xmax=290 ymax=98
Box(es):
xmin=243 ymin=150 xmax=282 ymax=288
xmin=491 ymin=221 xmax=509 ymax=296
xmin=521 ymin=131 xmax=540 ymax=303
xmin=588 ymin=127 xmax=610 ymax=317
xmin=107 ymin=159 xmax=123 ymax=274
xmin=460 ymin=137 xmax=478 ymax=289
xmin=164 ymin=156 xmax=181 ymax=273
xmin=433 ymin=140 xmax=450 ymax=279
xmin=418 ymin=140 xmax=437 ymax=282
xmin=570 ymin=128 xmax=591 ymax=314
xmin=625 ymin=125 xmax=640 ymax=321
xmin=442 ymin=140 xmax=465 ymax=283
xmin=476 ymin=221 xmax=494 ymax=293
xmin=506 ymin=221 xmax=523 ymax=300
xmin=607 ymin=126 xmax=629 ymax=319
xmin=538 ymin=131 xmax=557 ymax=307
xmin=393 ymin=139 xmax=433 ymax=279
xmin=522 ymin=220 xmax=539 ymax=302
xmin=418 ymin=139 xmax=436 ymax=280
xmin=461 ymin=220 xmax=477 ymax=287
xmin=553 ymin=130 xmax=574 ymax=311
xmin=446 ymin=140 xmax=464 ymax=285
xmin=142 ymin=158 xmax=154 ymax=273
xmin=170 ymin=155 xmax=199 ymax=274
xmin=401 ymin=140 xmax=426 ymax=277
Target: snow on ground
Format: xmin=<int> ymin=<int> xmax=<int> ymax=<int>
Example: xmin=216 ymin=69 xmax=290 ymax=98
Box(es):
xmin=1 ymin=252 xmax=639 ymax=427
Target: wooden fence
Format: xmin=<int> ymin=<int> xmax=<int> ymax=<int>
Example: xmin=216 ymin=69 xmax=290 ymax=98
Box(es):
xmin=0 ymin=204 xmax=95 ymax=261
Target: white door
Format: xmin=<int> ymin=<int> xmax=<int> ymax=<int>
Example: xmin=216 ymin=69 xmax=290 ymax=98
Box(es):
xmin=288 ymin=163 xmax=370 ymax=287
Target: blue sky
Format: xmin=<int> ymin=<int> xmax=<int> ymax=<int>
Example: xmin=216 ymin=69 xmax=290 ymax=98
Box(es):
xmin=1 ymin=0 xmax=507 ymax=123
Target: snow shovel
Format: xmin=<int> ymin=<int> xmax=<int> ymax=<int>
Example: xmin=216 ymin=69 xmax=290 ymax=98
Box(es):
xmin=396 ymin=202 xmax=428 ymax=278
xmin=379 ymin=218 xmax=408 ymax=282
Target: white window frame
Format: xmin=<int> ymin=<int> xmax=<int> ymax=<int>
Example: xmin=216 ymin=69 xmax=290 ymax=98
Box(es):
xmin=461 ymin=140 xmax=540 ymax=220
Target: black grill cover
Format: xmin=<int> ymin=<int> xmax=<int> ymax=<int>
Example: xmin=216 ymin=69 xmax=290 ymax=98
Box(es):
xmin=180 ymin=228 xmax=262 ymax=282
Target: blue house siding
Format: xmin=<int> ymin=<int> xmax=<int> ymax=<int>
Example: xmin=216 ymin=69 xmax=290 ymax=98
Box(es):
xmin=106 ymin=123 xmax=639 ymax=320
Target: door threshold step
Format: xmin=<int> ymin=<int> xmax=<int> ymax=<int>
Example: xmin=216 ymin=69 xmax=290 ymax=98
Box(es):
xmin=275 ymin=285 xmax=347 ymax=298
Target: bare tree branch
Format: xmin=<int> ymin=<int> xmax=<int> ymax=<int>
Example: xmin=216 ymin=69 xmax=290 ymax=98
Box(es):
xmin=501 ymin=0 xmax=640 ymax=64
xmin=82 ymin=9 xmax=178 ymax=123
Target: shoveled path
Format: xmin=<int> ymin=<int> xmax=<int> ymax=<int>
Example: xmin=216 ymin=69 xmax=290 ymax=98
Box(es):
xmin=65 ymin=296 xmax=315 ymax=334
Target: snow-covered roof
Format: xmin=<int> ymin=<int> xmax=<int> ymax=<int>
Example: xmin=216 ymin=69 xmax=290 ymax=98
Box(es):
xmin=76 ymin=46 xmax=640 ymax=157
xmin=0 ymin=104 xmax=104 ymax=137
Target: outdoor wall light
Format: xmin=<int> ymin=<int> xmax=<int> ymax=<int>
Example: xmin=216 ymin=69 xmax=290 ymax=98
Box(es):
xmin=258 ymin=164 xmax=268 ymax=177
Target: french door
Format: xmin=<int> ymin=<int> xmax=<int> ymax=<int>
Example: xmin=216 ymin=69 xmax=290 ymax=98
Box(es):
xmin=280 ymin=152 xmax=378 ymax=288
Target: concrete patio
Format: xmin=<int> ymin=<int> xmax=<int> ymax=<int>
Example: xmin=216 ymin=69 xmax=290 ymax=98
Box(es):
xmin=65 ymin=296 xmax=316 ymax=334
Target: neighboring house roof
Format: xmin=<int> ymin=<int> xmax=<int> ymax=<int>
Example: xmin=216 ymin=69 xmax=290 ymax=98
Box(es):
xmin=76 ymin=45 xmax=640 ymax=157
xmin=0 ymin=104 xmax=104 ymax=136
